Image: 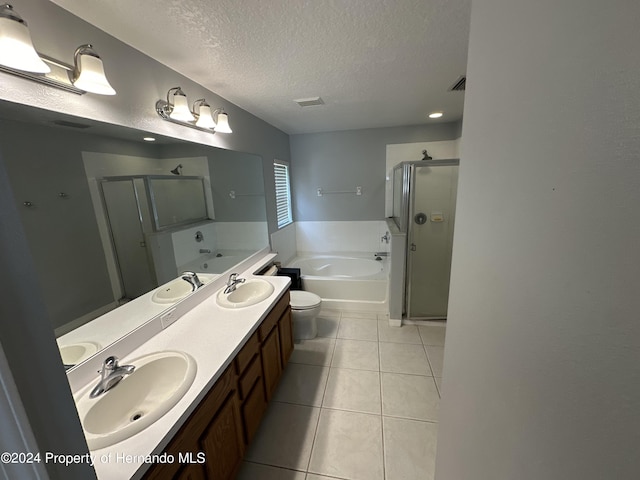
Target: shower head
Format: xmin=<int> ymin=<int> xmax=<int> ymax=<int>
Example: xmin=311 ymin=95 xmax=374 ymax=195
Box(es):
xmin=422 ymin=150 xmax=432 ymax=160
xmin=170 ymin=164 xmax=183 ymax=175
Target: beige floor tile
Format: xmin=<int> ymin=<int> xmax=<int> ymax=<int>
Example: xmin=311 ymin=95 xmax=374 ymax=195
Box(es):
xmin=323 ymin=368 xmax=381 ymax=414
xmin=316 ymin=315 xmax=340 ymax=338
xmin=379 ymin=342 xmax=432 ymax=376
xmin=383 ymin=417 xmax=438 ymax=480
xmin=434 ymin=376 xmax=443 ymax=398
xmin=309 ymin=409 xmax=384 ymax=480
xmin=245 ymin=402 xmax=320 ymax=470
xmin=306 ymin=475 xmax=344 ymax=480
xmin=425 ymin=345 xmax=444 ymax=377
xmin=237 ymin=462 xmax=306 ymax=480
xmin=418 ymin=325 xmax=446 ymax=346
xmin=381 ymin=372 xmax=439 ymax=421
xmin=319 ymin=308 xmax=341 ymax=319
xmin=273 ymin=363 xmax=330 ymax=407
xmin=337 ymin=317 xmax=378 ymax=341
xmin=290 ymin=337 xmax=336 ymax=366
xmin=331 ymin=339 xmax=379 ymax=371
xmin=378 ymin=321 xmax=422 ymax=344
xmin=340 ymin=311 xmax=378 ymax=320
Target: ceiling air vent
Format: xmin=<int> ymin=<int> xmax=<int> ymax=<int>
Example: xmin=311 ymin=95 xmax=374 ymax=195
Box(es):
xmin=294 ymin=96 xmax=324 ymax=107
xmin=448 ymin=76 xmax=466 ymax=91
xmin=52 ymin=120 xmax=91 ymax=129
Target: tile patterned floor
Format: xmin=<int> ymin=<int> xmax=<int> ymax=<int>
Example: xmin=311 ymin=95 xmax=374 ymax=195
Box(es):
xmin=238 ymin=310 xmax=446 ymax=480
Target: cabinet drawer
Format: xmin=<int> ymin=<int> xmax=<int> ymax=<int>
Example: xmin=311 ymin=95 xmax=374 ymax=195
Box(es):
xmin=258 ymin=291 xmax=290 ymax=341
xmin=238 ymin=354 xmax=261 ymax=401
xmin=235 ymin=331 xmax=260 ymax=374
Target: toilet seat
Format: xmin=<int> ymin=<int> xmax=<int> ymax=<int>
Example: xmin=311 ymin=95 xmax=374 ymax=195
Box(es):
xmin=290 ymin=290 xmax=321 ymax=310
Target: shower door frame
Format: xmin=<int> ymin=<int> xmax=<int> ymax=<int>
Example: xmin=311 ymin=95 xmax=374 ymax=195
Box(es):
xmin=403 ymin=159 xmax=459 ymax=320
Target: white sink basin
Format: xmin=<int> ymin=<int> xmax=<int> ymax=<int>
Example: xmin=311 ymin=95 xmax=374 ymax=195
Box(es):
xmin=59 ymin=341 xmax=101 ymax=367
xmin=151 ymin=274 xmax=213 ymax=304
xmin=216 ymin=279 xmax=275 ymax=309
xmin=75 ymin=351 xmax=197 ymax=450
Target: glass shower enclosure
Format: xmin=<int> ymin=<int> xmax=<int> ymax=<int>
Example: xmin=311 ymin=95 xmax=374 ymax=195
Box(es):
xmin=392 ymin=160 xmax=459 ymax=319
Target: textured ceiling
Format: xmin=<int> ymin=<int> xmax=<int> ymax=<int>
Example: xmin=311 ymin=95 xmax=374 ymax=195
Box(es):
xmin=52 ymin=0 xmax=470 ymax=134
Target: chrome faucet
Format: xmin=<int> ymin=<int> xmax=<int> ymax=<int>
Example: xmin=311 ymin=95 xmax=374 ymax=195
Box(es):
xmin=374 ymin=252 xmax=389 ymax=257
xmin=199 ymin=248 xmax=211 ymax=254
xmin=90 ymin=356 xmax=135 ymax=398
xmin=181 ymin=271 xmax=204 ymax=291
xmin=224 ymin=273 xmax=245 ymax=294
xmin=381 ymin=231 xmax=390 ymax=244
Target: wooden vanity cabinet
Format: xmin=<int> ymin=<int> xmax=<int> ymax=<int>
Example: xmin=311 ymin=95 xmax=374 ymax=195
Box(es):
xmin=143 ymin=289 xmax=293 ymax=480
xmin=144 ymin=365 xmax=244 ymax=480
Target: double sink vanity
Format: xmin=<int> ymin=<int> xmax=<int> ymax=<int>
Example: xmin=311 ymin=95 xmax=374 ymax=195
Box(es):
xmin=67 ymin=252 xmax=293 ymax=479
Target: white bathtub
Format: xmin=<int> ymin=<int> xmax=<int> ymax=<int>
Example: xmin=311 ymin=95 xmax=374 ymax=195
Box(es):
xmin=287 ymin=253 xmax=389 ymax=312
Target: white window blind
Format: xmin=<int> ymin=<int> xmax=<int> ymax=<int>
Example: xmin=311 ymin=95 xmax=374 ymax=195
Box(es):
xmin=274 ymin=160 xmax=292 ymax=228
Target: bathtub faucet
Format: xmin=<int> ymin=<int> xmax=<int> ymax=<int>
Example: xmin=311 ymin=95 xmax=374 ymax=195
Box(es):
xmin=374 ymin=252 xmax=388 ymax=257
xmin=381 ymin=231 xmax=390 ymax=244
xmin=224 ymin=273 xmax=245 ymax=294
xmin=199 ymin=248 xmax=211 ymax=254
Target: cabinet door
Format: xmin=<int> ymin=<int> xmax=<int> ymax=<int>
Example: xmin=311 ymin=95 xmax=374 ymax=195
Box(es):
xmin=201 ymin=391 xmax=245 ymax=480
xmin=175 ymin=464 xmax=206 ymax=480
xmin=278 ymin=307 xmax=294 ymax=368
xmin=261 ymin=328 xmax=282 ymax=400
xmin=242 ymin=377 xmax=267 ymax=444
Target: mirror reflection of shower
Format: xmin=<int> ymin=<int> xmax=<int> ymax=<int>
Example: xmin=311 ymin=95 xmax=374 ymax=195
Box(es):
xmin=170 ymin=164 xmax=183 ymax=175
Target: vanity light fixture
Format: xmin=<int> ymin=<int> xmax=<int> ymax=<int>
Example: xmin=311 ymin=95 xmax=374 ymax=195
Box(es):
xmin=71 ymin=44 xmax=116 ymax=95
xmin=156 ymin=87 xmax=232 ymax=134
xmin=0 ymin=7 xmax=116 ymax=96
xmin=192 ymin=98 xmax=216 ymax=129
xmin=213 ymin=109 xmax=232 ymax=133
xmin=0 ymin=4 xmax=49 ymax=73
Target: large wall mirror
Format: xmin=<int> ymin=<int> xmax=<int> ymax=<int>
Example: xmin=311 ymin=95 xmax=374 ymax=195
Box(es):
xmin=0 ymin=100 xmax=269 ymax=370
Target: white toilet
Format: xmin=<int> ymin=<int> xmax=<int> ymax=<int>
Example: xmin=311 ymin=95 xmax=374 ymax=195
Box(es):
xmin=289 ymin=290 xmax=322 ymax=341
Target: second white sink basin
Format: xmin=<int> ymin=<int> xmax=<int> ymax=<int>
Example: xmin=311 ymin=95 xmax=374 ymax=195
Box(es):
xmin=75 ymin=351 xmax=197 ymax=450
xmin=216 ymin=279 xmax=275 ymax=309
xmin=59 ymin=341 xmax=101 ymax=367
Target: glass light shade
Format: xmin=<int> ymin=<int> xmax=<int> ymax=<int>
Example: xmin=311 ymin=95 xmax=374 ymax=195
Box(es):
xmin=0 ymin=9 xmax=49 ymax=73
xmin=195 ymin=104 xmax=216 ymax=129
xmin=214 ymin=112 xmax=232 ymax=133
xmin=73 ymin=53 xmax=116 ymax=95
xmin=170 ymin=92 xmax=195 ymax=122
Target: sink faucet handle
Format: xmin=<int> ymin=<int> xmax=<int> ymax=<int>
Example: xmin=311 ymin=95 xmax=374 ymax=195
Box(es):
xmin=227 ymin=273 xmax=239 ymax=285
xmin=104 ymin=356 xmax=118 ymax=371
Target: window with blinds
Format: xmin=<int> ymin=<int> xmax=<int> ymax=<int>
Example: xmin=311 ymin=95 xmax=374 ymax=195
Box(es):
xmin=274 ymin=160 xmax=292 ymax=228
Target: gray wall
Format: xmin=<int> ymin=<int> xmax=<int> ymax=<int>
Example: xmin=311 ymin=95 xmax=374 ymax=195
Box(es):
xmin=289 ymin=122 xmax=460 ymax=221
xmin=436 ymin=1 xmax=640 ymax=479
xmin=0 ymin=118 xmax=160 ymax=331
xmin=159 ymin=144 xmax=267 ymax=222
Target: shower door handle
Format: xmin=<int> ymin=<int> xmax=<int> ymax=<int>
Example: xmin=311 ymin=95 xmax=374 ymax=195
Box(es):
xmin=410 ymin=243 xmax=417 ymax=251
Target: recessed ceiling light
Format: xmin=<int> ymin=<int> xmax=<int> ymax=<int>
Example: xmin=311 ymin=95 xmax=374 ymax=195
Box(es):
xmin=143 ymin=137 xmax=156 ymax=142
xmin=428 ymin=112 xmax=444 ymax=119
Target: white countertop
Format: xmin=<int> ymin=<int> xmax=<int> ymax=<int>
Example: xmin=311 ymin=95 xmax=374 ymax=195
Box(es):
xmin=73 ymin=254 xmax=290 ymax=480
